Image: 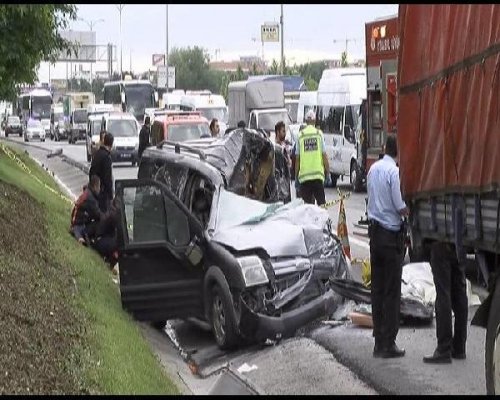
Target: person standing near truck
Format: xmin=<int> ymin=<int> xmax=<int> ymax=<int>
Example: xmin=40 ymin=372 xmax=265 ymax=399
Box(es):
xmin=367 ymin=135 xmax=408 ymax=358
xmin=294 ymin=110 xmax=329 ymax=206
xmin=423 ymin=242 xmax=468 ymax=363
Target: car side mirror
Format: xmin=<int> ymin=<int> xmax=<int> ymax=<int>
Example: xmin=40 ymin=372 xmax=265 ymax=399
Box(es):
xmin=185 ymin=237 xmax=203 ymax=265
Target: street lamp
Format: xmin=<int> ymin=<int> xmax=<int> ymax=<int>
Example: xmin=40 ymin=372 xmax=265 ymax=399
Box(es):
xmin=116 ymin=4 xmax=125 ymax=78
xmin=78 ymin=17 xmax=104 ymax=91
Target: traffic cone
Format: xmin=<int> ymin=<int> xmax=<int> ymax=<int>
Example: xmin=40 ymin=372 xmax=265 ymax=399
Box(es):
xmin=337 ymin=198 xmax=352 ymax=260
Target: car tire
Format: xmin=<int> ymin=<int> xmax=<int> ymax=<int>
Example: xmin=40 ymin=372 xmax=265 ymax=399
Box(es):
xmin=131 ymin=161 xmax=137 ymax=167
xmin=19 ymin=132 xmax=22 ymax=138
xmin=4 ymin=132 xmax=8 ymax=138
xmin=24 ymin=138 xmax=28 ymax=142
xmin=210 ymin=282 xmax=239 ymax=350
xmin=486 ymin=275 xmax=500 ymax=394
xmin=330 ymin=173 xmax=339 ymax=188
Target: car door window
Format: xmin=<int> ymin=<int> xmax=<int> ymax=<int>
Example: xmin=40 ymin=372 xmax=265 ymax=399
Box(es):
xmin=122 ymin=184 xmax=190 ymax=247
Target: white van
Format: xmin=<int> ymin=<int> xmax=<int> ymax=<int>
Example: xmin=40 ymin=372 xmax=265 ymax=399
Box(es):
xmin=317 ymin=68 xmax=365 ymax=190
xmin=163 ymin=90 xmax=185 ymax=111
xmin=180 ymin=94 xmax=228 ymax=133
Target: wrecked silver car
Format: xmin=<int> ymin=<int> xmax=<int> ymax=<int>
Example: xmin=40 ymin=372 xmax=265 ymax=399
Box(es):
xmin=115 ymin=129 xmax=351 ymax=349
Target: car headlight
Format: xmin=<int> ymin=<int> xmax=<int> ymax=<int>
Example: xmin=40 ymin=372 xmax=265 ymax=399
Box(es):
xmin=237 ymin=256 xmax=269 ymax=287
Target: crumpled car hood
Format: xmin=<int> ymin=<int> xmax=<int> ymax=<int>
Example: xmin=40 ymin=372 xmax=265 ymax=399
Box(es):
xmin=212 ymin=191 xmax=330 ymax=258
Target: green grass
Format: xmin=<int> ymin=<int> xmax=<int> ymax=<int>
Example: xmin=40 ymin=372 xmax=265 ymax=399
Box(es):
xmin=0 ymin=144 xmax=180 ymax=395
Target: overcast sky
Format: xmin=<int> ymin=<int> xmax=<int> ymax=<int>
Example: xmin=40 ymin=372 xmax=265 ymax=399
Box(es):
xmin=37 ymin=3 xmax=398 ymax=82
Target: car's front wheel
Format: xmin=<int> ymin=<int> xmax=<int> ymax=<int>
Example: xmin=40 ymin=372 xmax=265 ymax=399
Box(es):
xmin=210 ymin=283 xmax=239 ymax=350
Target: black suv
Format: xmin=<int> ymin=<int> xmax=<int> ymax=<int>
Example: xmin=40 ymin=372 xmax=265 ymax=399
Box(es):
xmin=114 ymin=128 xmax=351 ymax=349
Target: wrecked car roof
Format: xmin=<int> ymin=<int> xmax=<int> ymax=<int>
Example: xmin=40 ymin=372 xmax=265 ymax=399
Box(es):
xmin=150 ymin=128 xmax=291 ymax=203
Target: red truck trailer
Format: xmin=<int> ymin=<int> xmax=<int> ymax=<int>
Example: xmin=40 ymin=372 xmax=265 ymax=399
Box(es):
xmin=398 ymin=4 xmax=500 ymax=394
xmin=357 ymin=14 xmax=399 ymax=191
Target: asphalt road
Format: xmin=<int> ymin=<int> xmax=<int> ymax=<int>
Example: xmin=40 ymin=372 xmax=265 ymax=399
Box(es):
xmin=1 ymin=133 xmax=489 ymax=395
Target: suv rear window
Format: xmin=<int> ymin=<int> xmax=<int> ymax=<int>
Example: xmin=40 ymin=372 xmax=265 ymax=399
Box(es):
xmin=167 ymin=123 xmax=209 ymax=142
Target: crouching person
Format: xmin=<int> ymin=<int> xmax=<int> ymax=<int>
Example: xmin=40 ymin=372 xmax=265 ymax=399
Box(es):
xmin=70 ymin=175 xmax=103 ymax=244
xmin=91 ymin=197 xmax=120 ymax=270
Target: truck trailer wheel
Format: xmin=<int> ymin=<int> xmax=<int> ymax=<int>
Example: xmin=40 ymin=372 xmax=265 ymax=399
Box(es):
xmin=486 ymin=276 xmax=500 ymax=394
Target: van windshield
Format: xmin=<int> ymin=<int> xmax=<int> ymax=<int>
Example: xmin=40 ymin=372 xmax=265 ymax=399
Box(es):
xmin=73 ymin=109 xmax=88 ymax=123
xmin=258 ymin=111 xmax=292 ymax=131
xmin=285 ymin=103 xmax=298 ymax=124
xmin=107 ymin=119 xmax=138 ymax=137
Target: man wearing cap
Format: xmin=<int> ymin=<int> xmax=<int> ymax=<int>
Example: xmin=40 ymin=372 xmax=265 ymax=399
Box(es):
xmin=294 ymin=110 xmax=329 ymax=206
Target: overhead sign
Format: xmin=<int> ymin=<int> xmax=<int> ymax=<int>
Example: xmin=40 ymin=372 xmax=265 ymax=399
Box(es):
xmin=152 ymin=54 xmax=165 ymax=66
xmin=157 ymin=66 xmax=176 ymax=89
xmin=57 ymin=30 xmax=97 ymax=62
xmin=261 ymin=23 xmax=279 ymax=43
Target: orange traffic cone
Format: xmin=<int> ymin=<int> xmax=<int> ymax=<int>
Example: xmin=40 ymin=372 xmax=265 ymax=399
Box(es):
xmin=337 ymin=198 xmax=351 ymax=260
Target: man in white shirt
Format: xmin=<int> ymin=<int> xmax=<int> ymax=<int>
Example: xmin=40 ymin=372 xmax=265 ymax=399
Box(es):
xmin=367 ymin=135 xmax=409 ymax=359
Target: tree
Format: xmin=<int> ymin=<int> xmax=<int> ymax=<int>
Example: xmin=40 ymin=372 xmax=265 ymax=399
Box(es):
xmin=235 ymin=64 xmax=245 ymax=81
xmin=0 ymin=5 xmax=76 ymax=100
xmin=305 ymin=78 xmax=318 ymax=91
xmin=168 ymin=46 xmax=217 ymax=91
xmin=92 ymin=78 xmax=105 ymax=102
xmin=341 ymin=51 xmax=348 ymax=67
xmin=268 ymin=59 xmax=279 ymax=75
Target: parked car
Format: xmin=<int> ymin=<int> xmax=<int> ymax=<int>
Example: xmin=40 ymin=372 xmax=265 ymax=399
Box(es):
xmin=24 ymin=119 xmax=45 ymax=142
xmin=114 ymin=128 xmax=350 ymax=349
xmin=5 ymin=116 xmax=22 ymax=137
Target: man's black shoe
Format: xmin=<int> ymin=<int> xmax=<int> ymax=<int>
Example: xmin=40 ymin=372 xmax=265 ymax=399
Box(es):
xmin=380 ymin=344 xmax=405 ymax=358
xmin=423 ymin=350 xmax=452 ymax=364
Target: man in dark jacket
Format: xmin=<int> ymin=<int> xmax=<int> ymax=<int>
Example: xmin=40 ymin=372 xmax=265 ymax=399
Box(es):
xmin=138 ymin=116 xmax=151 ymax=158
xmin=89 ymin=132 xmax=114 ymax=212
xmin=91 ymin=196 xmax=120 ymax=269
xmin=70 ymin=175 xmax=103 ymax=244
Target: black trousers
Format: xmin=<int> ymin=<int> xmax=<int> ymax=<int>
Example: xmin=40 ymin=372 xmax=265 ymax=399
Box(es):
xmin=300 ymin=179 xmax=326 ymax=206
xmin=369 ymin=222 xmax=405 ymax=348
xmin=430 ymin=242 xmax=468 ymax=354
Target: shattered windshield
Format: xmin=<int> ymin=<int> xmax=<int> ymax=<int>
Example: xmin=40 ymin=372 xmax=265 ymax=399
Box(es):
xmin=215 ymin=188 xmax=287 ymax=232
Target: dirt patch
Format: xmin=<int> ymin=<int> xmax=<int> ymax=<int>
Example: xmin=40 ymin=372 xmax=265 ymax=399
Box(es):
xmin=0 ymin=181 xmax=88 ymax=394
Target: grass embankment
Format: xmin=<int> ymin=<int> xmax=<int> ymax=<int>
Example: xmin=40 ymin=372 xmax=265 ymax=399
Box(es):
xmin=0 ymin=145 xmax=180 ymax=395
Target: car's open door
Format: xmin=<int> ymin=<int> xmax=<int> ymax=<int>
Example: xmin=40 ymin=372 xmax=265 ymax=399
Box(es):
xmin=115 ymin=179 xmax=206 ymax=322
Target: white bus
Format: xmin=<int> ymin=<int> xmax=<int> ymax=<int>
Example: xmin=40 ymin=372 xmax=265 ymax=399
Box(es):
xmin=103 ymin=80 xmax=158 ymax=123
xmin=17 ymin=88 xmax=53 ymax=135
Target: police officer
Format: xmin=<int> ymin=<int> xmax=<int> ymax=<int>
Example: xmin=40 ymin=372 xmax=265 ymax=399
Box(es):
xmin=367 ymin=135 xmax=409 ymax=358
xmin=294 ymin=110 xmax=329 ymax=206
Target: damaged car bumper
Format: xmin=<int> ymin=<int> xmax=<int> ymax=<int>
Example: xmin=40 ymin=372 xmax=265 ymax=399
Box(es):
xmin=239 ymin=288 xmax=338 ymax=341
xmin=240 ymin=289 xmax=338 ymax=341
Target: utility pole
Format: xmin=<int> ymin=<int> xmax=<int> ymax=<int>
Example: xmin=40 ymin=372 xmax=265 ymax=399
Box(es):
xmin=116 ymin=4 xmax=125 ymax=79
xmin=280 ymin=4 xmax=284 ymax=75
xmin=165 ymin=4 xmax=169 ymax=90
